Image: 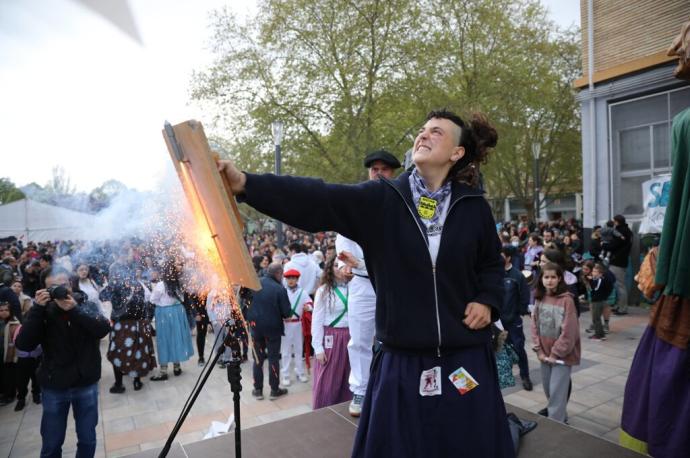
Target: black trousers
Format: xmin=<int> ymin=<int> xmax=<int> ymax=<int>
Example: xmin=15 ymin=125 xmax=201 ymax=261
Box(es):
xmin=505 ymin=319 xmax=530 ymax=380
xmin=251 ymin=332 xmax=281 ymax=392
xmin=196 ymin=321 xmax=208 ymax=360
xmin=113 ymin=366 xmax=141 ymax=385
xmin=1 ymin=362 xmax=17 ymax=399
xmin=16 ymin=357 xmax=40 ymax=400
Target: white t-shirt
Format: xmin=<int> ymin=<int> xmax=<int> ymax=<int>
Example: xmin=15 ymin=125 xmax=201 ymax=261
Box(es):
xmin=427 ymin=194 xmax=451 ymax=265
xmin=150 ymin=281 xmax=181 ymax=307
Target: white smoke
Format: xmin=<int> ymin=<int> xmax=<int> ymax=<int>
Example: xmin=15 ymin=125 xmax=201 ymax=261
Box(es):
xmin=86 ymin=167 xmax=184 ymax=241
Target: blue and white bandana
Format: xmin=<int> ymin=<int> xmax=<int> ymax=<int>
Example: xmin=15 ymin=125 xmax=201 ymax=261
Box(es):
xmin=408 ymin=169 xmax=452 ymax=236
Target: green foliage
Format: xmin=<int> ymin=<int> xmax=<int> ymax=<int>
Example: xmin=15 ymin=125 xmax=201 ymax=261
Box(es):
xmin=192 ymin=0 xmax=582 ymax=218
xmin=0 ymin=177 xmax=25 ymax=205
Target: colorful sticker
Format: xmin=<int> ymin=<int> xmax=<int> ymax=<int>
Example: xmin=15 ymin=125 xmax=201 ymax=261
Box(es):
xmin=448 ymin=367 xmax=478 ymax=395
xmin=324 ymin=335 xmax=334 ymax=349
xmin=419 ymin=366 xmax=442 ymax=396
xmin=417 ymin=196 xmax=438 ymax=219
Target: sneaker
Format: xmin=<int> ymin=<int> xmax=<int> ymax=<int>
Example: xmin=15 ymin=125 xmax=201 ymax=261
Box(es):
xmin=588 ymin=335 xmax=607 ymax=341
xmin=32 ymin=393 xmax=41 ymax=405
xmin=217 ymin=361 xmax=227 ymax=370
xmin=109 ymin=384 xmax=126 ymax=394
xmin=14 ymin=399 xmax=26 ymax=412
xmin=349 ymin=394 xmax=365 ymax=417
xmin=537 ymin=407 xmax=548 ymax=417
xmin=281 ymin=377 xmax=291 ymax=387
xmin=521 ymin=377 xmax=533 ymax=391
xmin=251 ymin=389 xmax=264 ymax=400
xmin=133 ymin=379 xmax=143 ymax=391
xmin=604 ymin=322 xmax=610 ymax=334
xmin=297 ymin=374 xmax=309 ymax=383
xmin=198 ymin=358 xmax=206 ymax=367
xmin=150 ymin=373 xmax=168 ymax=381
xmin=585 ymin=327 xmax=595 ymax=334
xmin=269 ymin=388 xmax=288 ymax=400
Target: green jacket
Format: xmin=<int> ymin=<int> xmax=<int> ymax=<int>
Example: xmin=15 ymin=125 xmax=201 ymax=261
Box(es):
xmin=655 ymin=107 xmax=690 ymax=299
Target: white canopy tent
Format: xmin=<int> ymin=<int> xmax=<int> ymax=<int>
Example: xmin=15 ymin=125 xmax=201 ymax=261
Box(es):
xmin=0 ymin=199 xmax=98 ymax=242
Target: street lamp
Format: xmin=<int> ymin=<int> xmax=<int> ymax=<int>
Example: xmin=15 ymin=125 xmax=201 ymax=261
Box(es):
xmin=272 ymin=120 xmax=285 ymax=249
xmin=532 ymin=142 xmax=541 ymax=222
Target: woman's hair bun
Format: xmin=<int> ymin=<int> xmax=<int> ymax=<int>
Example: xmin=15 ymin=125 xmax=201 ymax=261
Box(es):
xmin=469 ymin=113 xmax=498 ymax=154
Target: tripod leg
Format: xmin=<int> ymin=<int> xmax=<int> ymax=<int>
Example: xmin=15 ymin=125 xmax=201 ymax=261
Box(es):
xmin=158 ymin=347 xmax=225 ymax=458
xmin=227 ymin=361 xmax=242 ymax=458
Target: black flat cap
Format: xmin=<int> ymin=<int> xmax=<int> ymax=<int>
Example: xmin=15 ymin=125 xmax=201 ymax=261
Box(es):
xmin=363 ymin=149 xmax=401 ymax=169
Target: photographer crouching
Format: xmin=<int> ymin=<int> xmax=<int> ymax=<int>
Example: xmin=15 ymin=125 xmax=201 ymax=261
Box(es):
xmin=15 ymin=266 xmax=110 ymax=458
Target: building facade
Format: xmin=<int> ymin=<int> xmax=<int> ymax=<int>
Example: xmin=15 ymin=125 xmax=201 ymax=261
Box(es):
xmin=577 ymin=0 xmax=690 ymax=229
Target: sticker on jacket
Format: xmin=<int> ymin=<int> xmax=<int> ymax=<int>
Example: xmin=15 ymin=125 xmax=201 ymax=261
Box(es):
xmin=449 ymin=367 xmax=478 ymax=395
xmin=419 ymin=366 xmax=442 ymax=396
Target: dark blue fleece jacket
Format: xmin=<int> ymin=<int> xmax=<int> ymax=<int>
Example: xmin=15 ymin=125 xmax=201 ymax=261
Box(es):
xmin=241 ymin=171 xmax=503 ymax=353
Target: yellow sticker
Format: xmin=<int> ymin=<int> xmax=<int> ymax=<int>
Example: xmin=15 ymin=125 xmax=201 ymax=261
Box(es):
xmin=417 ymin=196 xmax=437 ymax=219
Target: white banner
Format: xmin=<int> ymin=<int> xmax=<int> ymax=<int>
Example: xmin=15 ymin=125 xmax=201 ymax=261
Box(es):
xmin=639 ymin=175 xmax=672 ymax=234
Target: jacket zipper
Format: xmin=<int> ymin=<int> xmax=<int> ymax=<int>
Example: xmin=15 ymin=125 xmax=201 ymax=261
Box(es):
xmin=382 ymin=178 xmax=481 ymax=358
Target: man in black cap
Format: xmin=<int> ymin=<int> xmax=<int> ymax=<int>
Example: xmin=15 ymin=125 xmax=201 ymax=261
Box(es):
xmin=338 ymin=149 xmax=401 ymax=416
xmin=363 ymin=149 xmax=401 ymax=179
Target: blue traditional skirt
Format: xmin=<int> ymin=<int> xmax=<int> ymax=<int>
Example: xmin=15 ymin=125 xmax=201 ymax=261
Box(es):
xmin=154 ymin=303 xmax=194 ymax=365
xmin=352 ymin=343 xmax=515 ymax=458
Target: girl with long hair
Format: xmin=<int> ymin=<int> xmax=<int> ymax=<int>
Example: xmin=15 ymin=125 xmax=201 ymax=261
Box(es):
xmin=149 ymin=258 xmax=194 ymax=381
xmin=531 ymin=263 xmax=581 ymax=423
xmin=311 ymin=257 xmax=352 ymax=409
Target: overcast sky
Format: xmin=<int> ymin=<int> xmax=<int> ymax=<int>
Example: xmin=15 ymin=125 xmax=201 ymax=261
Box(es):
xmin=0 ymin=0 xmax=580 ymax=193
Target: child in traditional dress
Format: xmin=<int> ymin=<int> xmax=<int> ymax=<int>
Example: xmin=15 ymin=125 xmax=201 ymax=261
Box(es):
xmin=311 ymin=257 xmax=352 ymax=409
xmin=531 ymin=263 xmax=581 ymax=423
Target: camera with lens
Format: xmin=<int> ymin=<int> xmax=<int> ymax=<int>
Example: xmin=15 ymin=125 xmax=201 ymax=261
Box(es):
xmin=47 ymin=285 xmax=70 ymax=301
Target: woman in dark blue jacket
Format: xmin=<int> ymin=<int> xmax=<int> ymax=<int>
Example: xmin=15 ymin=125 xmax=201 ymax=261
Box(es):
xmin=221 ymin=109 xmax=514 ymax=457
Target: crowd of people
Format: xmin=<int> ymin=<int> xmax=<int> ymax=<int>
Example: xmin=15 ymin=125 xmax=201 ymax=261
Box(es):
xmin=0 ymin=123 xmax=642 ymax=456
xmin=0 ymin=209 xmax=640 ymax=456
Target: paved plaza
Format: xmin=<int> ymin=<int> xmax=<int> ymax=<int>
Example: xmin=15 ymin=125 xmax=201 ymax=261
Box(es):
xmin=0 ymin=306 xmax=650 ymax=457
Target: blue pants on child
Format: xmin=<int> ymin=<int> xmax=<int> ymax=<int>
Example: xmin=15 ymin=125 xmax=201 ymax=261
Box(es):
xmin=41 ymin=384 xmax=99 ymax=458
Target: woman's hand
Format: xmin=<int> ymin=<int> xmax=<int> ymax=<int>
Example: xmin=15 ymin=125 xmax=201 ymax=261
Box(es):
xmin=217 ymin=160 xmax=247 ymax=194
xmin=315 ymin=353 xmax=327 ymax=364
xmin=463 ymin=302 xmax=491 ymax=329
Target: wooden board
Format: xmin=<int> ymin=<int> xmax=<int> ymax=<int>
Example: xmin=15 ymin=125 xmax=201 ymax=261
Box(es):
xmin=162 ymin=120 xmax=261 ymax=291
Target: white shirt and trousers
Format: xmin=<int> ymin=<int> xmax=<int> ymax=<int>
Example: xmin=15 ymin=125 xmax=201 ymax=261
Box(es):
xmin=336 ymin=234 xmax=377 ymax=397
xmin=281 ymin=286 xmax=312 ymax=381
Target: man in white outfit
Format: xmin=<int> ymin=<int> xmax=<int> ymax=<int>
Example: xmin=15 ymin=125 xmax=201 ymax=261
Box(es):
xmin=280 ymin=269 xmax=313 ymax=385
xmin=337 ymin=150 xmax=401 ymax=416
xmin=283 ymin=243 xmax=322 ymax=297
